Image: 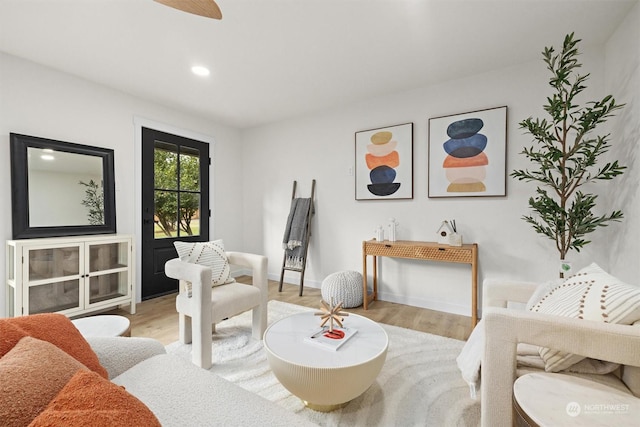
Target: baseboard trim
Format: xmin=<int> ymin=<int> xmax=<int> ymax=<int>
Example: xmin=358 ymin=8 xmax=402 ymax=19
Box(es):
xmin=267 ymin=272 xmax=480 ymax=318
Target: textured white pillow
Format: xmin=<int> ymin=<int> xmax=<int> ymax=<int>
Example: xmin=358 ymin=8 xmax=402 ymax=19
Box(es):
xmin=174 ymin=240 xmax=231 ymax=287
xmin=528 ymin=263 xmax=640 ymax=372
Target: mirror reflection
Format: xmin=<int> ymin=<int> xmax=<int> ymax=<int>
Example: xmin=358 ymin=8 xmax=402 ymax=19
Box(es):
xmin=10 ymin=132 xmax=116 ymax=239
xmin=27 ymin=147 xmax=105 ymax=227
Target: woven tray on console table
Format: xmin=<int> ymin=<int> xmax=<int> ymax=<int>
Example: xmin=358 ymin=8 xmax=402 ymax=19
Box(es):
xmin=364 ymin=240 xmax=473 ymax=263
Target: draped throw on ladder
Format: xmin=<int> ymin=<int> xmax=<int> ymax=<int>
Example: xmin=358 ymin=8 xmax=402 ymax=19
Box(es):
xmin=282 ymin=198 xmax=312 ymax=270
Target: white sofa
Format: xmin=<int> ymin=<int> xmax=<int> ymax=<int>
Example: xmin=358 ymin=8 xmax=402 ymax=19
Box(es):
xmin=480 ymin=279 xmax=640 ymax=427
xmin=89 ymin=336 xmax=316 ymax=427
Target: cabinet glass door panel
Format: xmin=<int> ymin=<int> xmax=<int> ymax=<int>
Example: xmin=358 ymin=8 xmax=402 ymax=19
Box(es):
xmin=28 ymin=246 xmax=80 ymax=281
xmin=88 ymin=271 xmax=129 ymax=305
xmin=29 ymin=280 xmax=80 ymax=314
xmin=8 ymin=287 xmax=15 ymax=317
xmin=89 ymin=242 xmax=129 ymax=272
xmin=8 ymin=245 xmax=15 ymax=281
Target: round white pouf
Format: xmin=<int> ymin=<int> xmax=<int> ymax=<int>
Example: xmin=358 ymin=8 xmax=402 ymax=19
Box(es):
xmin=321 ymin=270 xmax=364 ymax=308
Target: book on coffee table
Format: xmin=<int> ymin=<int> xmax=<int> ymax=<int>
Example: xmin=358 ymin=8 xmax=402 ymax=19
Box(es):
xmin=304 ymin=327 xmax=358 ymax=351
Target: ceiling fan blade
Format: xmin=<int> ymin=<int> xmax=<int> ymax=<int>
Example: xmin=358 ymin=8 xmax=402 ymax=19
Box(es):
xmin=154 ymin=0 xmax=222 ymax=20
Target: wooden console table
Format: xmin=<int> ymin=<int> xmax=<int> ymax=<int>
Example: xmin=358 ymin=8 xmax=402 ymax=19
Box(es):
xmin=362 ymin=240 xmax=479 ymax=327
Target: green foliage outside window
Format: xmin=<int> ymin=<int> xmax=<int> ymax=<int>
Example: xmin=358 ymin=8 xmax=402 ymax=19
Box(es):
xmin=154 ymin=147 xmax=201 ymax=237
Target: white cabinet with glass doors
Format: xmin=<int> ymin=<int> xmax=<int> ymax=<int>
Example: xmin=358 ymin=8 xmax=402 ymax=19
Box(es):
xmin=6 ymin=234 xmax=135 ymax=317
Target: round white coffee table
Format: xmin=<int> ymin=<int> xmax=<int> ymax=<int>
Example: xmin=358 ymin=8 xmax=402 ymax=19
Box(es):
xmin=264 ymin=312 xmax=388 ymax=411
xmin=71 ymin=315 xmax=131 ymax=337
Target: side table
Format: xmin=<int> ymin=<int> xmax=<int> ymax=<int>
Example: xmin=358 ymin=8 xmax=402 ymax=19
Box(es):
xmin=71 ymin=314 xmax=131 ymax=337
xmin=513 ymin=373 xmax=639 ymax=426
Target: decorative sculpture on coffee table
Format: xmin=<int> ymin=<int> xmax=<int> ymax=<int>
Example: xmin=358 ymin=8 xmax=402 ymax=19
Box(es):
xmin=315 ymin=299 xmax=349 ymax=332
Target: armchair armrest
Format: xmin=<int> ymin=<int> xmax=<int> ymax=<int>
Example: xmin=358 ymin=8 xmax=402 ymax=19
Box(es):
xmin=227 ymin=251 xmax=268 ymax=318
xmin=165 ymin=258 xmax=212 ymax=289
xmin=87 ymin=336 xmax=166 ymax=379
xmin=481 ymin=307 xmax=640 ymax=427
xmin=226 ymin=251 xmax=268 ymax=293
xmin=482 ymin=278 xmax=540 ymax=309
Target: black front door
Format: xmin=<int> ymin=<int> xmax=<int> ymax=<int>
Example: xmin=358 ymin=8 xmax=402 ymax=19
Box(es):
xmin=141 ymin=127 xmax=210 ymax=299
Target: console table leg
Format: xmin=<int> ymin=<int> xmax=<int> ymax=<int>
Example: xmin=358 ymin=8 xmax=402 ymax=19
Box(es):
xmin=362 ymin=250 xmax=368 ymax=310
xmin=372 ymin=256 xmax=377 ymax=303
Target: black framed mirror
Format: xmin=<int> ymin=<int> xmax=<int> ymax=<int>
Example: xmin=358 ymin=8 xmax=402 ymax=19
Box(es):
xmin=10 ymin=133 xmax=117 ymax=239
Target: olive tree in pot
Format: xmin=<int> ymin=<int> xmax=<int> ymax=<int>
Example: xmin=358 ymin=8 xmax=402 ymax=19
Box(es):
xmin=511 ymin=33 xmax=625 ymax=278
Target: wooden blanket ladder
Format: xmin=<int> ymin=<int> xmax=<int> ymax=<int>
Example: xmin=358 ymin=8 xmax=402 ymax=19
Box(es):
xmin=279 ymin=179 xmax=315 ymax=296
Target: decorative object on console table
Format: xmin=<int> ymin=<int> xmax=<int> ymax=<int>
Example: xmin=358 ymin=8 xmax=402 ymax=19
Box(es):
xmin=428 ymin=106 xmax=507 ymax=198
xmin=362 ymin=239 xmax=479 ymax=328
xmin=510 ymin=33 xmax=625 ymax=278
xmin=387 ymin=217 xmax=398 ymax=241
xmin=436 ymin=220 xmax=454 ymax=245
xmin=355 ymin=123 xmax=413 ymax=200
xmin=375 ymin=225 xmax=385 ymax=241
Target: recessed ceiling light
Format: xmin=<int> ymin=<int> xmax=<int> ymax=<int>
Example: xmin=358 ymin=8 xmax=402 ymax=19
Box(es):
xmin=191 ymin=66 xmax=210 ymax=77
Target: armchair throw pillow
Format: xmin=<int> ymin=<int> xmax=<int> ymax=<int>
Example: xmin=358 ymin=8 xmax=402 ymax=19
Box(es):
xmin=174 ymin=240 xmax=232 ymax=289
xmin=528 ymin=263 xmax=640 ymax=372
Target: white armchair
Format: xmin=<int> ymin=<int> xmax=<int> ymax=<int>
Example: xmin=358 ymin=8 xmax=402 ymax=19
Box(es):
xmin=480 ymin=278 xmax=640 ymax=427
xmin=165 ymin=252 xmax=268 ymax=369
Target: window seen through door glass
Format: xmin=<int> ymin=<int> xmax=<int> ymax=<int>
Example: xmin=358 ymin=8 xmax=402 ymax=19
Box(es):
xmin=153 ymin=141 xmax=201 ymax=239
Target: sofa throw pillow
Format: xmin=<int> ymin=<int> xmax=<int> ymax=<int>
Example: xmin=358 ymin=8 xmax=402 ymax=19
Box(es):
xmin=29 ymin=370 xmax=161 ymax=427
xmin=0 ymin=337 xmax=88 ymax=427
xmin=525 ymin=279 xmax=563 ymax=311
xmin=0 ymin=313 xmax=107 ymax=378
xmin=174 ymin=240 xmax=232 ymax=289
xmin=528 ymin=263 xmax=640 ymax=372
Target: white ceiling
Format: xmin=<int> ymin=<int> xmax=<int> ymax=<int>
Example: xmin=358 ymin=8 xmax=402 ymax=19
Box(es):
xmin=0 ymin=0 xmax=636 ymax=129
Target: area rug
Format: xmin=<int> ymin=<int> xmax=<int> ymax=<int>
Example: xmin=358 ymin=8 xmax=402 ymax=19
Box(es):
xmin=165 ymin=301 xmax=480 ymax=426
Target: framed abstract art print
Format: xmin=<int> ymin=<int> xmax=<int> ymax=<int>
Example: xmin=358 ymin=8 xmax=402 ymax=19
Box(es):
xmin=428 ymin=106 xmax=507 ymax=198
xmin=355 ymin=122 xmax=413 ymax=200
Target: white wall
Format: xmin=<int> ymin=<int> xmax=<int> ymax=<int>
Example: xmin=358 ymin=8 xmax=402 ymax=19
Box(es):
xmin=603 ymin=2 xmax=640 ymax=282
xmin=0 ymin=53 xmax=245 ymax=317
xmin=241 ymin=39 xmax=637 ymax=317
xmin=1 ymin=15 xmax=637 ymax=319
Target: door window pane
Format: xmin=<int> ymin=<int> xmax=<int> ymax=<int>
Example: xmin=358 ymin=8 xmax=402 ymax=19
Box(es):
xmin=180 ymin=147 xmax=200 ymax=191
xmin=179 ymin=192 xmax=200 ymax=237
xmin=154 ymin=190 xmax=178 ymax=238
xmin=154 ymin=142 xmax=178 ymax=190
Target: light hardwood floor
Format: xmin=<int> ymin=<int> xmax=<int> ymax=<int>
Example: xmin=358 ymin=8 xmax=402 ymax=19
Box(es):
xmin=107 ymin=278 xmax=472 ymax=345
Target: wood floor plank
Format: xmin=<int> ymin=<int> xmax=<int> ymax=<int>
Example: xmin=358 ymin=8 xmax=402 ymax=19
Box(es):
xmin=107 ymin=277 xmax=471 ymax=345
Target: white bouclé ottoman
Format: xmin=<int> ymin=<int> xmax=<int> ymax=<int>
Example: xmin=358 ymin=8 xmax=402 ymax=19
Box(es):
xmin=321 ymin=271 xmax=364 ymax=308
